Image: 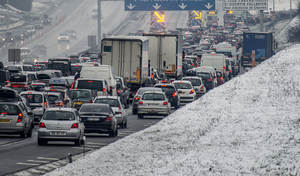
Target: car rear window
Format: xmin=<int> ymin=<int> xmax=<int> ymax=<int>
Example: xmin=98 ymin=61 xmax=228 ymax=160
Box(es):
xmin=43 ymin=111 xmax=75 ymax=120
xmin=23 ymin=66 xmax=33 ymax=71
xmin=173 ymin=83 xmax=192 ymax=89
xmin=94 ymin=98 xmax=119 ymax=107
xmin=10 ymin=75 xmax=26 ymax=82
xmin=0 ymin=104 xmax=21 ymax=115
xmin=37 ymin=74 xmax=51 ymax=80
xmin=79 ymin=104 xmax=110 ymax=113
xmin=196 ymin=72 xmax=210 ymax=79
xmin=182 ymin=78 xmax=201 ymax=86
xmin=69 ymin=90 xmax=90 ymax=100
xmin=142 ymin=93 xmax=165 ymax=101
xmin=21 ymin=94 xmax=43 ymax=103
xmin=77 ymin=80 xmax=103 ymax=91
xmin=47 ymin=95 xmax=59 ymax=102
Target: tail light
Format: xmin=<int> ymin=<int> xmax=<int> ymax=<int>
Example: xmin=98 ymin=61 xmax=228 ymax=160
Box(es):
xmin=106 ymin=115 xmax=113 ymax=121
xmin=117 ymin=89 xmax=121 ymax=95
xmin=139 ymin=101 xmax=143 ymax=105
xmin=220 ymin=77 xmax=224 ymax=81
xmin=71 ymin=123 xmax=79 ymax=128
xmin=57 ymin=102 xmax=63 ymax=107
xmin=229 ymin=70 xmax=232 ymax=73
xmin=207 ymin=78 xmax=212 ymax=82
xmin=223 ymin=66 xmax=226 ymax=70
xmin=189 ymin=89 xmax=195 ymax=94
xmin=89 ymin=99 xmax=93 ymax=103
xmin=200 ymin=86 xmax=204 ymax=90
xmin=163 ymin=101 xmax=168 ymax=105
xmin=134 ymin=97 xmax=140 ymax=101
xmin=44 ymin=102 xmax=47 ymax=107
xmin=39 ymin=122 xmax=46 ymax=128
xmin=172 ymin=92 xmax=177 ymax=97
xmin=17 ymin=113 xmax=23 ymax=122
xmin=1 ymin=112 xmax=8 ymax=115
xmin=102 ymin=88 xmax=106 ymax=93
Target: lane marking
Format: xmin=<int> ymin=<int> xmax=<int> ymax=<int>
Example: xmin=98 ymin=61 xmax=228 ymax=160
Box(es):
xmin=27 ymin=160 xmax=49 ymax=164
xmin=37 ymin=157 xmax=59 ymax=161
xmin=16 ymin=162 xmax=40 ymax=166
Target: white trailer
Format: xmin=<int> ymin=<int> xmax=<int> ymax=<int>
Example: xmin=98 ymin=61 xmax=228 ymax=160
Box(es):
xmin=143 ymin=34 xmax=183 ymax=79
xmin=101 ymin=36 xmax=149 ymax=85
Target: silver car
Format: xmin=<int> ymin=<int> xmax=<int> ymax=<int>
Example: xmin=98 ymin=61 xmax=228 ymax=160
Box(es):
xmin=37 ymin=108 xmax=85 ymax=146
xmin=137 ymin=90 xmax=171 ymax=119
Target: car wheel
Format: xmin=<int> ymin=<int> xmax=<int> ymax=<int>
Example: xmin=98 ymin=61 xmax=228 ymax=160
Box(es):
xmin=124 ymin=120 xmax=127 ymax=128
xmin=20 ymin=130 xmax=27 ymax=138
xmin=74 ymin=138 xmax=81 ymax=146
xmin=138 ymin=114 xmax=143 ymax=119
xmin=27 ymin=127 xmax=33 ymax=138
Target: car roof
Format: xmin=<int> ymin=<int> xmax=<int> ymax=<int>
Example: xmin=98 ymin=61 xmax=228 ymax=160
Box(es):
xmin=182 ymin=76 xmax=202 ymax=80
xmin=173 ymin=80 xmax=192 ymax=84
xmin=154 ymin=83 xmax=175 ymax=87
xmin=95 ymin=96 xmax=119 ymax=100
xmin=46 ymin=107 xmax=76 ymax=112
xmin=82 ymin=103 xmax=110 ymax=107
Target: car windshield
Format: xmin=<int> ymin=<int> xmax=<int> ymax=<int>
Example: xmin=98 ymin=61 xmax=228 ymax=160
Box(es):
xmin=43 ymin=111 xmax=75 ymax=121
xmin=23 ymin=66 xmax=33 ymax=71
xmin=94 ymin=98 xmax=119 ymax=107
xmin=79 ymin=105 xmax=110 ymax=113
xmin=47 ymin=95 xmax=59 ymax=102
xmin=69 ymin=90 xmax=90 ymax=100
xmin=183 ymin=79 xmax=201 ymax=86
xmin=21 ymin=94 xmax=43 ymax=103
xmin=196 ymin=72 xmax=210 ymax=79
xmin=173 ymin=83 xmax=192 ymax=89
xmin=77 ymin=80 xmax=103 ymax=90
xmin=143 ymin=93 xmax=165 ymax=101
xmin=0 ymin=104 xmax=20 ymax=115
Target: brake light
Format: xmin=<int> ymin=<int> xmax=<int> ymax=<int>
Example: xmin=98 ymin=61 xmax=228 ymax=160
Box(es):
xmin=88 ymin=81 xmax=93 ymax=83
xmin=172 ymin=92 xmax=177 ymax=97
xmin=223 ymin=66 xmax=226 ymax=70
xmin=161 ymin=80 xmax=167 ymax=83
xmin=57 ymin=102 xmax=63 ymax=107
xmin=220 ymin=77 xmax=224 ymax=80
xmin=229 ymin=70 xmax=232 ymax=73
xmin=50 ymin=89 xmax=56 ymax=91
xmin=102 ymin=88 xmax=106 ymax=92
xmin=207 ymin=78 xmax=212 ymax=82
xmin=139 ymin=101 xmax=143 ymax=105
xmin=117 ymin=89 xmax=121 ymax=95
xmin=71 ymin=123 xmax=79 ymax=128
xmin=134 ymin=97 xmax=140 ymax=101
xmin=17 ymin=113 xmax=23 ymax=122
xmin=163 ymin=101 xmax=168 ymax=105
xmin=44 ymin=102 xmax=47 ymax=107
xmin=89 ymin=99 xmax=93 ymax=103
xmin=1 ymin=112 xmax=8 ymax=115
xmin=106 ymin=115 xmax=113 ymax=121
xmin=39 ymin=122 xmax=46 ymax=128
xmin=200 ymin=86 xmax=204 ymax=90
xmin=189 ymin=89 xmax=195 ymax=94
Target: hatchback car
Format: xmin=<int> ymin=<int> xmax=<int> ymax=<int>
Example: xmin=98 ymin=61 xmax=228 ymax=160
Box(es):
xmin=38 ymin=108 xmax=85 ymax=146
xmin=172 ymin=80 xmax=196 ymax=105
xmin=132 ymin=87 xmax=163 ymax=114
xmin=69 ymin=89 xmax=93 ymax=110
xmin=94 ymin=96 xmax=127 ymax=128
xmin=154 ymin=84 xmax=179 ymax=109
xmin=79 ymin=104 xmax=118 ymax=137
xmin=20 ymin=91 xmax=48 ymax=123
xmin=46 ymin=92 xmax=65 ymax=108
xmin=182 ymin=76 xmax=206 ymax=97
xmin=0 ymin=88 xmax=33 ymax=138
xmin=137 ymin=91 xmax=171 ymax=119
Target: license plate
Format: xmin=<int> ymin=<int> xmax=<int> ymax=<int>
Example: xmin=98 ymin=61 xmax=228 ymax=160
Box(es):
xmin=0 ymin=119 xmax=11 ymax=123
xmin=88 ymin=117 xmax=99 ymax=121
xmin=50 ymin=131 xmax=66 ymax=136
xmin=74 ymin=102 xmax=83 ymax=105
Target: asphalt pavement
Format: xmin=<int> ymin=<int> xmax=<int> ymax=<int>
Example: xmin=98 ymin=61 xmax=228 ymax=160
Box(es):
xmin=0 ymin=106 xmax=168 ymax=176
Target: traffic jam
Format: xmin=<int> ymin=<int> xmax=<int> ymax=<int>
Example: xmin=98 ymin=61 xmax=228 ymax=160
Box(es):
xmin=0 ymin=12 xmax=246 ymax=147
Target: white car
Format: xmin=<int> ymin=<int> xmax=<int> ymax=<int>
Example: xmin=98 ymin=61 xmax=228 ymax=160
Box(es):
xmin=172 ymin=80 xmax=196 ymax=105
xmin=93 ymin=96 xmax=127 ymax=128
xmin=182 ymin=76 xmax=206 ymax=96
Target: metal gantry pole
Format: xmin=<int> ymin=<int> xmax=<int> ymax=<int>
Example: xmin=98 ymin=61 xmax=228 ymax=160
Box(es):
xmin=98 ymin=0 xmax=102 ymax=50
xmin=290 ymin=0 xmax=292 ymax=19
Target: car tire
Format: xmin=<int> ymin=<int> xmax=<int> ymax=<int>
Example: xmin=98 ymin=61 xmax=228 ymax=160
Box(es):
xmin=138 ymin=114 xmax=143 ymax=119
xmin=27 ymin=127 xmax=33 ymax=138
xmin=20 ymin=130 xmax=27 ymax=138
xmin=124 ymin=120 xmax=127 ymax=128
xmin=74 ymin=138 xmax=81 ymax=146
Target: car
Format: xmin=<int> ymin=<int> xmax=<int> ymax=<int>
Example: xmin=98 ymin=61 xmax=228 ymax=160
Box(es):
xmin=8 ymin=73 xmax=34 ymax=93
xmin=196 ymin=71 xmax=216 ymax=91
xmin=94 ymin=96 xmax=127 ymax=128
xmin=37 ymin=108 xmax=85 ymax=146
xmin=46 ymin=92 xmax=64 ymax=108
xmin=69 ymin=89 xmax=93 ymax=110
xmin=154 ymin=83 xmax=179 ymax=109
xmin=115 ymin=77 xmax=130 ymax=108
xmin=0 ymin=88 xmax=33 ymax=138
xmin=29 ymin=82 xmax=46 ymax=92
xmin=182 ymin=76 xmax=206 ymax=97
xmin=137 ymin=90 xmax=171 ymax=119
xmin=20 ymin=91 xmax=48 ymax=123
xmin=172 ymin=80 xmax=196 ymax=105
xmin=132 ymin=87 xmax=163 ymax=114
xmin=45 ymin=89 xmax=71 ymax=107
xmin=79 ymin=103 xmax=118 ymax=137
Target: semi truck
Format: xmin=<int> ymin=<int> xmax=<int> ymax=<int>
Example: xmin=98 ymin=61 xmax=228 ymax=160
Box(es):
xmin=101 ymin=36 xmax=149 ymax=86
xmin=242 ymin=32 xmax=275 ymax=67
xmin=143 ymin=33 xmax=183 ymax=79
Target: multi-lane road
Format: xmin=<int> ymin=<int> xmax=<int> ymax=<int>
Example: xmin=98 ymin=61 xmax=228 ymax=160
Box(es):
xmin=0 ymin=108 xmax=169 ymax=176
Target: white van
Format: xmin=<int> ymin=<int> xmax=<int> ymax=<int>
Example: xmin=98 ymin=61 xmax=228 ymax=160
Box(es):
xmin=75 ymin=78 xmax=108 ymax=96
xmin=201 ymin=53 xmax=227 ymax=79
xmin=80 ymin=65 xmax=117 ymax=95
